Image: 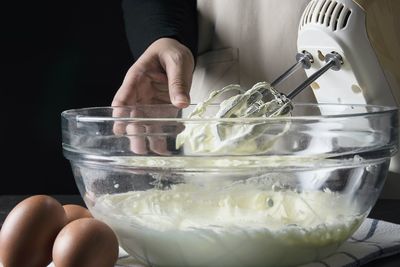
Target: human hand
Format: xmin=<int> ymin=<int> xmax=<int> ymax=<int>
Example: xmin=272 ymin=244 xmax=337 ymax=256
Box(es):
xmin=112 ymin=38 xmax=195 ymax=155
xmin=112 ymin=37 xmax=195 ymax=108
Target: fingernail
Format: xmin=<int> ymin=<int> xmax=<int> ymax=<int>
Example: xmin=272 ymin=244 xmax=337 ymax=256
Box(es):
xmin=174 ymin=95 xmax=189 ymax=105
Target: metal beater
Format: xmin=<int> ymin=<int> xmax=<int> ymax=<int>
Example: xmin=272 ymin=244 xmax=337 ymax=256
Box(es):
xmin=217 ymin=51 xmax=344 ymax=119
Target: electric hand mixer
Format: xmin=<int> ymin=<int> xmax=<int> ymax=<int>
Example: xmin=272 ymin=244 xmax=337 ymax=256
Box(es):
xmin=298 ymin=0 xmax=399 ymax=107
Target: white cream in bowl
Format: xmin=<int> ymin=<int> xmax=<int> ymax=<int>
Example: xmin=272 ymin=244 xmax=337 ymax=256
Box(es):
xmin=91 ymin=180 xmax=363 ymax=267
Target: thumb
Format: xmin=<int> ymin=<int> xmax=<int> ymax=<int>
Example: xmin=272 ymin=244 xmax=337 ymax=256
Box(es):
xmin=162 ymin=50 xmax=194 ymax=108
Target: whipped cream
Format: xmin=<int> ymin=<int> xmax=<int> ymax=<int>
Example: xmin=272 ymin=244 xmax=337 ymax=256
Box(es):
xmin=176 ymin=82 xmax=292 ymax=154
xmin=92 ymin=181 xmax=363 ymax=267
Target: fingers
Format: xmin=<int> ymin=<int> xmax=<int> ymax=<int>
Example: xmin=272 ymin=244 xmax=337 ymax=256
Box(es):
xmin=111 ymin=68 xmax=165 ymax=135
xmin=111 ymin=107 xmax=130 ymax=135
xmin=111 ymin=66 xmax=141 ymax=135
xmin=125 ymin=108 xmax=170 ymax=155
xmin=125 ymin=108 xmax=148 ymax=155
xmin=112 ymin=106 xmax=181 ymax=155
xmin=145 ymin=124 xmax=170 ymax=155
xmin=126 ymin=123 xmax=148 ymax=155
xmin=110 ymin=38 xmax=195 ymax=155
xmin=112 ymin=66 xmax=140 ymax=107
xmin=126 ymin=123 xmax=170 ymax=155
xmin=113 ymin=38 xmax=195 ymax=108
xmin=159 ymin=40 xmax=195 ymax=108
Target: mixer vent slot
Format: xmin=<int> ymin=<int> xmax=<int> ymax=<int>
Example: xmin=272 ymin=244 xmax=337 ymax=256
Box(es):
xmin=300 ymin=0 xmax=352 ymax=31
xmin=341 ymin=9 xmax=352 ymax=29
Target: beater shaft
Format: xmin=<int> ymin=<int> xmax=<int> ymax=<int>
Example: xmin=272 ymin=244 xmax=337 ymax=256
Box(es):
xmin=286 ymin=52 xmax=343 ymax=99
xmin=219 ymin=51 xmax=314 ymax=118
xmin=236 ymin=52 xmax=343 ymax=119
xmin=271 ymin=51 xmax=314 ymax=87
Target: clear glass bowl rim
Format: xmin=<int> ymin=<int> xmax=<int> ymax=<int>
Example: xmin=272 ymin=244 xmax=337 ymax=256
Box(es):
xmin=61 ymin=103 xmax=399 ymax=123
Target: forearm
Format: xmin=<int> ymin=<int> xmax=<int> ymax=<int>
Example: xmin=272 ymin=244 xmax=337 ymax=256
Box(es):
xmin=122 ymin=0 xmax=198 ymax=60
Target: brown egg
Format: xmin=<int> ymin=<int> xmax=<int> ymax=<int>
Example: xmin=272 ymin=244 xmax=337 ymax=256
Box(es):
xmin=52 ymin=218 xmax=119 ymax=267
xmin=63 ymin=204 xmax=93 ymax=223
xmin=0 ymin=195 xmax=67 ymax=267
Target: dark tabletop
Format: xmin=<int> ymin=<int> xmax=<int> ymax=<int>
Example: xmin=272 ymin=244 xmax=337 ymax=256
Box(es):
xmin=1 ymin=195 xmax=399 ymax=267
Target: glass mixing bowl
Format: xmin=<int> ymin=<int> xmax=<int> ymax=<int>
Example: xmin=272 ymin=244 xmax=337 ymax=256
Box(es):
xmin=61 ymin=103 xmax=398 ymax=267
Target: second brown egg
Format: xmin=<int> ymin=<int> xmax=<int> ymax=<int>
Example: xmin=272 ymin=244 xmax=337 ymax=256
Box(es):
xmin=63 ymin=204 xmax=93 ymax=223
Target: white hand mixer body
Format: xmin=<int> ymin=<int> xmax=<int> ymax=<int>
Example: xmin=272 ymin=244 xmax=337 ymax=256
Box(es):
xmin=219 ymin=0 xmax=400 ymax=115
xmin=298 ymin=0 xmax=399 ymax=106
xmin=297 ymin=0 xmax=400 ymax=175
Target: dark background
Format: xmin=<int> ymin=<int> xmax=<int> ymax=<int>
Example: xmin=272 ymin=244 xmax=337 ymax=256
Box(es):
xmin=1 ymin=1 xmax=132 ymax=194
